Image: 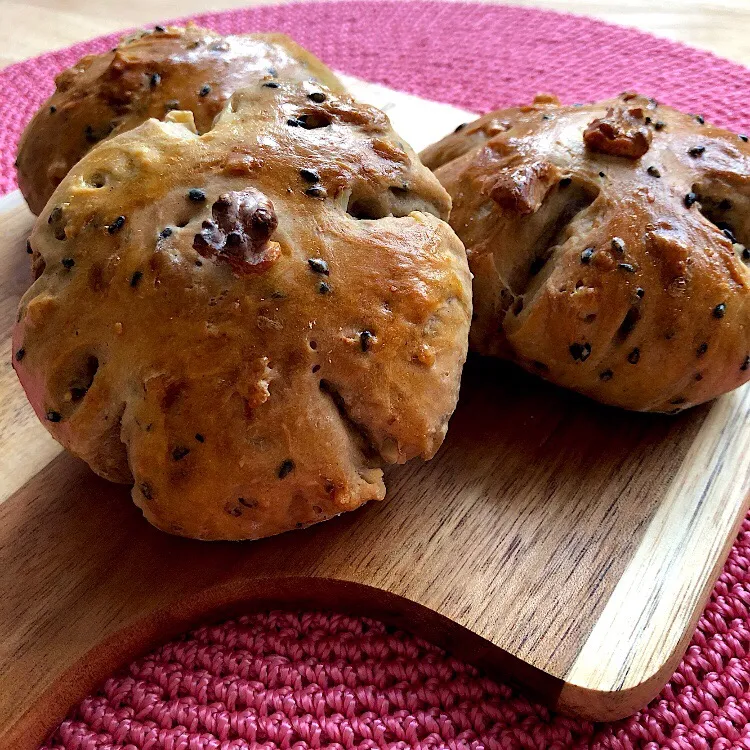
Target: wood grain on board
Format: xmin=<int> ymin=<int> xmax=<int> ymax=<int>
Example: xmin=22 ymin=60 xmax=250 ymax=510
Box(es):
xmin=1 ymin=80 xmax=750 ymax=750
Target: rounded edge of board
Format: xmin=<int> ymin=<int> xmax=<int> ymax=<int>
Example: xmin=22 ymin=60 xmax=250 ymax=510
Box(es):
xmin=1 ymin=576 xmax=566 ymax=750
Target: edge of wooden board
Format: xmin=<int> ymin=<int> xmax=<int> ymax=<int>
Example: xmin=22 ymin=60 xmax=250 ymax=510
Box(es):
xmin=560 ymin=385 xmax=750 ymax=718
xmin=2 ymin=577 xmax=564 ymax=750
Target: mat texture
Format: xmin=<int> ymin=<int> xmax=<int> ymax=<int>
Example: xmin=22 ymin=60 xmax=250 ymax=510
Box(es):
xmin=1 ymin=1 xmax=749 ymax=747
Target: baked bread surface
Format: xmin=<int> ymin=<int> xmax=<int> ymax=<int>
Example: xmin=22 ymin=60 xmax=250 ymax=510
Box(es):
xmin=16 ymin=24 xmax=344 ymax=215
xmin=422 ymin=93 xmax=750 ymax=412
xmin=13 ymin=81 xmax=471 ymax=540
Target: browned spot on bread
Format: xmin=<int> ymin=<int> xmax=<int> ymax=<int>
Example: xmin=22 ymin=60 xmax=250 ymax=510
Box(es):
xmin=490 ymin=161 xmax=556 ymax=215
xmin=533 ymin=93 xmax=561 ymax=106
xmin=482 ymin=119 xmax=513 ymax=137
xmin=583 ymin=106 xmax=652 ymax=159
xmin=222 ymin=150 xmax=262 ymax=176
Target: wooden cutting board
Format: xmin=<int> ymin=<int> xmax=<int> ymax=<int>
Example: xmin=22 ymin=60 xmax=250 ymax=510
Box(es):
xmin=2 ymin=78 xmax=750 ymax=749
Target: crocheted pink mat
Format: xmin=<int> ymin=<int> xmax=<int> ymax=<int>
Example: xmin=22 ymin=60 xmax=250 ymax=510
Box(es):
xmin=1 ymin=1 xmax=748 ymax=747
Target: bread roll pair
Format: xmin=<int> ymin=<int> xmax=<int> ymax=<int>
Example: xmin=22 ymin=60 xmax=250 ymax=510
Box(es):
xmin=13 ymin=30 xmax=750 ymax=541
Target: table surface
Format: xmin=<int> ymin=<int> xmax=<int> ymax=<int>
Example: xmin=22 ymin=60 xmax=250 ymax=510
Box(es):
xmin=0 ymin=0 xmax=748 ymax=71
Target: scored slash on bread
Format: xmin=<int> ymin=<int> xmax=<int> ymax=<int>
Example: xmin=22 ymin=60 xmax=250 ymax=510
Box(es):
xmin=422 ymin=92 xmax=750 ymax=412
xmin=13 ymin=79 xmax=471 ymax=540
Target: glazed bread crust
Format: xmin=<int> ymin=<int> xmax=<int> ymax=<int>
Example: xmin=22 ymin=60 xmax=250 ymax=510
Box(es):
xmin=13 ymin=80 xmax=471 ymax=541
xmin=16 ymin=24 xmax=344 ymax=215
xmin=422 ymin=93 xmax=750 ymax=412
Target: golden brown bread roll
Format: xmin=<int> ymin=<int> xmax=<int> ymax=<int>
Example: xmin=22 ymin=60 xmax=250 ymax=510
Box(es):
xmin=13 ymin=80 xmax=471 ymax=540
xmin=16 ymin=24 xmax=344 ymax=215
xmin=422 ymin=92 xmax=750 ymax=412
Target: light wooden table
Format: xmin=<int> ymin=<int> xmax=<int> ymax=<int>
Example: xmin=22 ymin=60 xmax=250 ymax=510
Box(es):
xmin=0 ymin=0 xmax=748 ymax=71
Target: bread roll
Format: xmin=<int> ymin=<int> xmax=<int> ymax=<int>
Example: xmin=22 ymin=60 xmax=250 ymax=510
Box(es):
xmin=423 ymin=93 xmax=750 ymax=412
xmin=13 ymin=80 xmax=471 ymax=540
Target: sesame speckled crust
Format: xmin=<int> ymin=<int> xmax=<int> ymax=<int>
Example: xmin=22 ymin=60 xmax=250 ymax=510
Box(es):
xmin=13 ymin=81 xmax=471 ymax=541
xmin=16 ymin=24 xmax=345 ymax=215
xmin=422 ymin=93 xmax=750 ymax=413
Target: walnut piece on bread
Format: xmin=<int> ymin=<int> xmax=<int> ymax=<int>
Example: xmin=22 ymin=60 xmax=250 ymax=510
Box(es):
xmin=13 ymin=81 xmax=472 ymax=540
xmin=16 ymin=24 xmax=345 ymax=215
xmin=422 ymin=93 xmax=750 ymax=413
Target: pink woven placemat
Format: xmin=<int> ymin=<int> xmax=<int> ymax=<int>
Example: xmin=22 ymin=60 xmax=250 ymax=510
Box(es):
xmin=1 ymin=1 xmax=748 ymax=747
